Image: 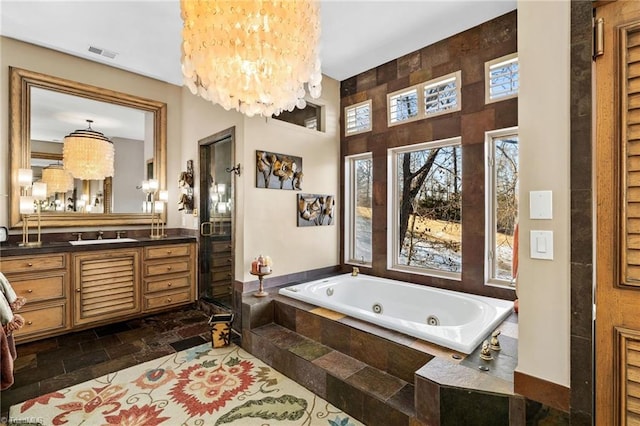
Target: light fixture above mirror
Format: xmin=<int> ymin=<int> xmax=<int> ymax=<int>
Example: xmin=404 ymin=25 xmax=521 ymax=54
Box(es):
xmin=9 ymin=67 xmax=167 ymax=228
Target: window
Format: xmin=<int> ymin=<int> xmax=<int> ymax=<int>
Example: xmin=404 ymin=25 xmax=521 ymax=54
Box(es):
xmin=388 ymin=138 xmax=462 ymax=279
xmin=272 ymin=102 xmax=322 ymax=131
xmin=485 ymin=53 xmax=519 ymax=103
xmin=424 ymin=72 xmax=461 ymax=117
xmin=387 ymin=71 xmax=461 ymax=126
xmin=345 ymin=153 xmax=373 ymax=266
xmin=388 ymin=88 xmax=419 ymax=124
xmin=305 ymin=117 xmax=318 ymax=130
xmin=345 ymin=100 xmax=372 ymax=136
xmin=485 ymin=128 xmax=519 ymax=287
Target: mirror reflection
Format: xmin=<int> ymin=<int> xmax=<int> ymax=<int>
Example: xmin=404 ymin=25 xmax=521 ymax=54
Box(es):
xmin=9 ymin=67 xmax=168 ymax=228
xmin=30 ymin=87 xmax=153 ymax=214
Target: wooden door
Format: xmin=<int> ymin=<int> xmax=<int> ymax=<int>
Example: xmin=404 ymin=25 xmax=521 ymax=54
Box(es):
xmin=596 ymin=2 xmax=640 ymax=424
xmin=73 ymin=249 xmax=140 ymax=326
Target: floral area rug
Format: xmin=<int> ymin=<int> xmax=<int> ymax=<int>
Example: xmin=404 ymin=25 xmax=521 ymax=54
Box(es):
xmin=9 ymin=343 xmax=362 ymax=426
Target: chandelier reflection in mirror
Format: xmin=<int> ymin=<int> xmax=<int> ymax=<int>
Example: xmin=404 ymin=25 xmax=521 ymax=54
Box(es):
xmin=63 ymin=119 xmax=115 ymax=181
xmin=180 ymin=0 xmax=322 ymax=117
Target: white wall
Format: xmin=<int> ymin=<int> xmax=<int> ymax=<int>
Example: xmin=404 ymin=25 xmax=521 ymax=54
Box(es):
xmin=240 ymin=79 xmax=341 ymax=282
xmin=179 ymin=77 xmax=341 ymax=283
xmin=516 ymin=0 xmax=571 ymax=387
xmin=111 ymin=138 xmax=144 ymax=213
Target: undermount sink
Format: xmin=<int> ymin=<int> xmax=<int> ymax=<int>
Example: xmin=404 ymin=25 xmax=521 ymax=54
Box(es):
xmin=69 ymin=238 xmax=138 ymax=245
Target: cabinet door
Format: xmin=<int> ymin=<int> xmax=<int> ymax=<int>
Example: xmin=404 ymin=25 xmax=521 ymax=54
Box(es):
xmin=73 ymin=249 xmax=140 ymax=326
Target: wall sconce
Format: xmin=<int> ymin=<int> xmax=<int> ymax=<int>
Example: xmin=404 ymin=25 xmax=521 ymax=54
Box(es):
xmin=18 ymin=169 xmax=46 ymax=247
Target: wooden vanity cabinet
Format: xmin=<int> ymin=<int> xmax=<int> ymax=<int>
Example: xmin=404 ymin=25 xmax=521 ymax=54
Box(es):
xmin=72 ymin=249 xmax=141 ymax=326
xmin=143 ymin=243 xmax=197 ymax=311
xmin=1 ymin=253 xmax=70 ymax=343
xmin=1 ymin=240 xmax=197 ymax=343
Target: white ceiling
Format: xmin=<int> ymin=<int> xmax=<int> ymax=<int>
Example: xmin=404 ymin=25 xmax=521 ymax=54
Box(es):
xmin=0 ymin=0 xmax=515 ymax=141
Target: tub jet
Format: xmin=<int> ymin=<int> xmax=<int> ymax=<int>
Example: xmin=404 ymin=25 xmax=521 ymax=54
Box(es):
xmin=426 ymin=315 xmax=440 ymax=326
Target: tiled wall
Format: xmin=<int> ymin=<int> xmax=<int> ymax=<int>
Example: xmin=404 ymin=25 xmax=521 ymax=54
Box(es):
xmin=569 ymin=2 xmax=594 ymax=424
xmin=339 ymin=11 xmax=517 ymax=300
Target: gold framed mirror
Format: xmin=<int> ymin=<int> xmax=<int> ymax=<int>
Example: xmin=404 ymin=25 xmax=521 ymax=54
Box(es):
xmin=9 ymin=67 xmax=167 ymax=228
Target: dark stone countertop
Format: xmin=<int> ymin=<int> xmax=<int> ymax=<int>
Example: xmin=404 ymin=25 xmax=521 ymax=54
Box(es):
xmin=0 ymin=235 xmax=198 ymax=257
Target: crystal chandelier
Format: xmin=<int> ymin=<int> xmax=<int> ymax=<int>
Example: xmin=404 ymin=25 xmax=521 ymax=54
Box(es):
xmin=63 ymin=120 xmax=114 ymax=180
xmin=181 ymin=0 xmax=323 ymax=117
xmin=41 ymin=164 xmax=74 ymax=195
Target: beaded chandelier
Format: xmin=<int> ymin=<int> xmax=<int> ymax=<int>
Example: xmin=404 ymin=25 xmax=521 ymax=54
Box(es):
xmin=63 ymin=120 xmax=114 ymax=181
xmin=41 ymin=164 xmax=74 ymax=195
xmin=180 ymin=0 xmax=323 ymax=117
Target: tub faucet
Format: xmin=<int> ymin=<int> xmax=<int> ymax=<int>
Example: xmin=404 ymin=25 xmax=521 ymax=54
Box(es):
xmin=352 ymin=267 xmax=359 ymax=277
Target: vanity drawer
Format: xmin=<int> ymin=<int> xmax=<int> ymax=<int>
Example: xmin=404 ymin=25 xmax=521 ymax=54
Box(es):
xmin=14 ymin=302 xmax=68 ymax=341
xmin=144 ymin=259 xmax=191 ymax=277
xmin=144 ymin=289 xmax=192 ymax=310
xmin=11 ymin=273 xmax=65 ymax=302
xmin=2 ymin=254 xmax=66 ymax=273
xmin=144 ymin=244 xmax=191 ymax=260
xmin=145 ymin=276 xmax=190 ymax=293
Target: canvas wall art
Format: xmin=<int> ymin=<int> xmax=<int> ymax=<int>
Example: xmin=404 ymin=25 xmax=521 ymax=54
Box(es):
xmin=297 ymin=193 xmax=335 ymax=226
xmin=256 ymin=150 xmax=303 ymax=190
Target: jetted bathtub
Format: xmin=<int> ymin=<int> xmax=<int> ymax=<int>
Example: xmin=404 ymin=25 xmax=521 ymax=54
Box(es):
xmin=278 ymin=273 xmax=514 ymax=354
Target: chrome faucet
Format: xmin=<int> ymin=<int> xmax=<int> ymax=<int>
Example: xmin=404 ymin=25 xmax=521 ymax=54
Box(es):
xmin=115 ymin=231 xmax=126 ymax=239
xmin=97 ymin=230 xmax=103 ymax=240
xmin=352 ymin=266 xmax=359 ymax=277
xmin=72 ymin=232 xmax=82 ymax=241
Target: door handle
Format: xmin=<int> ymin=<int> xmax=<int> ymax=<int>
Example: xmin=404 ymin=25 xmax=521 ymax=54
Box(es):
xmin=200 ymin=221 xmax=213 ymax=236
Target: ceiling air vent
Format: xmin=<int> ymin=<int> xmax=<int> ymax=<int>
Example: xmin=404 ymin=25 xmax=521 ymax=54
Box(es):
xmin=88 ymin=45 xmax=118 ymax=60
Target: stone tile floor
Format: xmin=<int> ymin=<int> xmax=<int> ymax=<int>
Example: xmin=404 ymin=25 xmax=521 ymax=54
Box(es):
xmin=0 ymin=305 xmax=223 ymax=419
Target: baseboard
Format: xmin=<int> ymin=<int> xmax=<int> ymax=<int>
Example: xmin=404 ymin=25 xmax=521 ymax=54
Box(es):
xmin=514 ymin=370 xmax=570 ymax=413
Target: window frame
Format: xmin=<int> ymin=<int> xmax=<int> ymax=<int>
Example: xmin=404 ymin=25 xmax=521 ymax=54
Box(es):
xmin=387 ymin=137 xmax=463 ymax=280
xmin=345 ymin=152 xmax=373 ymax=267
xmin=485 ymin=52 xmax=519 ymax=104
xmin=387 ymin=86 xmax=421 ymax=126
xmin=423 ymin=71 xmax=462 ymax=118
xmin=387 ymin=71 xmax=462 ymax=127
xmin=484 ymin=126 xmax=519 ymax=289
xmin=344 ymin=99 xmax=373 ymax=136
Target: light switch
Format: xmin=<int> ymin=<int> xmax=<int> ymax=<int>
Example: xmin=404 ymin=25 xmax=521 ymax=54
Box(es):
xmin=530 ymin=191 xmax=553 ymax=219
xmin=530 ymin=230 xmax=553 ymax=260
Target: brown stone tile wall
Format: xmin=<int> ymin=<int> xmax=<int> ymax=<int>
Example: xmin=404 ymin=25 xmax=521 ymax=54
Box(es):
xmin=340 ymin=11 xmax=518 ymax=300
xmin=569 ymin=2 xmax=594 ymax=424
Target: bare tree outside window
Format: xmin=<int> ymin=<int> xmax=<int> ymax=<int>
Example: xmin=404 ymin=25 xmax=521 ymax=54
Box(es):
xmin=346 ymin=154 xmax=372 ymax=265
xmin=424 ymin=79 xmax=457 ymax=115
xmin=354 ymin=157 xmax=373 ymax=263
xmin=396 ymin=143 xmax=462 ymax=273
xmin=492 ymin=136 xmax=519 ymax=281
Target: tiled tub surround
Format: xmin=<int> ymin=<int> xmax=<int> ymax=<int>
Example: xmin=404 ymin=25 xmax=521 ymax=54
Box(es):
xmin=279 ymin=273 xmax=514 ymax=354
xmin=241 ymin=289 xmax=571 ymax=425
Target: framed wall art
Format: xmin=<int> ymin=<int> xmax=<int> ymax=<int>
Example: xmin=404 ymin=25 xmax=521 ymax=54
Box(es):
xmin=297 ymin=193 xmax=335 ymax=226
xmin=256 ymin=150 xmax=302 ymax=190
